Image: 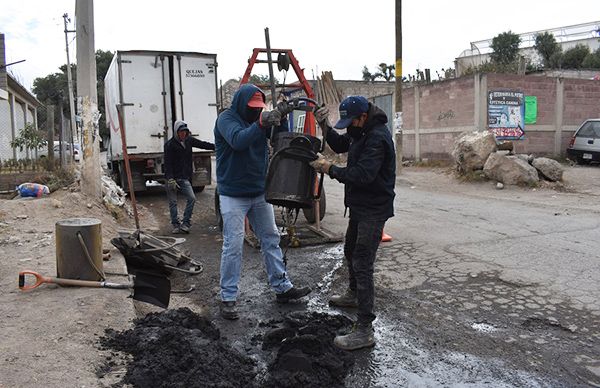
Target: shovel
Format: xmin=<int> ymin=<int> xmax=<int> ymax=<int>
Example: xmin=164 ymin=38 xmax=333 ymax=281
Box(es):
xmin=18 ymin=270 xmax=171 ymax=308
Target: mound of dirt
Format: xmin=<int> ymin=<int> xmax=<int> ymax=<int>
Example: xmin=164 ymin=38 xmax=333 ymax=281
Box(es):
xmin=99 ymin=308 xmax=257 ymax=387
xmin=262 ymin=311 xmax=355 ymax=388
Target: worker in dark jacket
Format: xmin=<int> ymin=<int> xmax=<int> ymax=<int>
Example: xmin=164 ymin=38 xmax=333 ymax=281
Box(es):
xmin=214 ymin=83 xmax=311 ymax=320
xmin=310 ymin=96 xmax=396 ymax=350
xmin=164 ymin=120 xmax=215 ymax=234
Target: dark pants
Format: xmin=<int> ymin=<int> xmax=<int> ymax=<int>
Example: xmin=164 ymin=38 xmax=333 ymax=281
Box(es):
xmin=166 ymin=179 xmax=196 ymax=227
xmin=344 ymin=218 xmax=386 ymax=325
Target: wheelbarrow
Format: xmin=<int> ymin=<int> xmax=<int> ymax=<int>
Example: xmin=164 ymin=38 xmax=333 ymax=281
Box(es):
xmin=111 ymin=230 xmax=203 ymax=275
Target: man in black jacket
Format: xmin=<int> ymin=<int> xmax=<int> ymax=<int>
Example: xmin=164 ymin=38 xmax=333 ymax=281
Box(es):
xmin=310 ymin=96 xmax=396 ymax=350
xmin=164 ymin=120 xmax=215 ymax=234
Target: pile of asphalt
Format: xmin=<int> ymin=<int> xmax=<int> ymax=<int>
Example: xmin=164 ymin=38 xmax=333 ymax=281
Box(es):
xmin=98 ymin=308 xmax=355 ymax=387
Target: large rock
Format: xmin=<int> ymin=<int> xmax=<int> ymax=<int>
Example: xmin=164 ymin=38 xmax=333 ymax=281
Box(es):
xmin=532 ymin=157 xmax=564 ymax=182
xmin=452 ymin=131 xmax=497 ymax=174
xmin=483 ymin=153 xmax=539 ymax=186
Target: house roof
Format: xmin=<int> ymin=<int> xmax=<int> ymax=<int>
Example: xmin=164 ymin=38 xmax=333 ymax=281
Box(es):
xmin=7 ymin=74 xmax=42 ymax=107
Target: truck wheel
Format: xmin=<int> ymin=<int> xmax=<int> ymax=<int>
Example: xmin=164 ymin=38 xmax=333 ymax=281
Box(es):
xmin=303 ymin=186 xmax=326 ymax=224
xmin=214 ymin=187 xmax=223 ymax=231
xmin=193 ymin=186 xmax=205 ymax=193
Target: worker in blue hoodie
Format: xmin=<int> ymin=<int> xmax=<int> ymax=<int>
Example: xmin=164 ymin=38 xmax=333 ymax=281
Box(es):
xmin=214 ymin=84 xmax=311 ymax=320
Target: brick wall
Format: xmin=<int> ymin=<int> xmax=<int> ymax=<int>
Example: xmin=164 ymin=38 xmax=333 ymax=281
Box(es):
xmin=418 ymin=77 xmax=475 ymax=129
xmin=563 ymin=78 xmax=600 ymax=125
xmin=487 ymin=74 xmax=557 ymax=125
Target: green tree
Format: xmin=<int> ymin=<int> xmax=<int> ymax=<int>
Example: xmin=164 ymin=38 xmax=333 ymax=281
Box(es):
xmin=562 ymin=44 xmax=590 ymax=69
xmin=362 ymin=63 xmax=395 ymax=81
xmin=534 ymin=32 xmax=561 ymax=68
xmin=490 ymin=31 xmax=521 ymax=65
xmin=10 ymin=123 xmax=47 ymax=156
xmin=582 ymin=47 xmax=600 ymax=69
xmin=32 ymin=50 xmax=114 ymax=143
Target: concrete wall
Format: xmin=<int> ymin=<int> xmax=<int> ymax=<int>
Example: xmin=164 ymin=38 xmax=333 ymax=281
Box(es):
xmin=402 ymin=73 xmax=600 ymax=160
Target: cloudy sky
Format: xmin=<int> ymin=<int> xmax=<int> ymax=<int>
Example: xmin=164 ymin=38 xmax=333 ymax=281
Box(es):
xmin=1 ymin=0 xmax=599 ymax=92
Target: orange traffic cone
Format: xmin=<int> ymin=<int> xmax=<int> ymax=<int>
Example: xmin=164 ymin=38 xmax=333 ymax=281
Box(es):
xmin=381 ymin=230 xmax=392 ymax=242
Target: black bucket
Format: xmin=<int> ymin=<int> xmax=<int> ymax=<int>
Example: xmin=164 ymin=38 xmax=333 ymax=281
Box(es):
xmin=265 ymin=132 xmax=321 ymax=209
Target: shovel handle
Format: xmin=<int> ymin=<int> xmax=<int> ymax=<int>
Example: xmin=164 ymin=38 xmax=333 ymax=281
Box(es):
xmin=19 ymin=271 xmax=51 ymax=291
xmin=19 ymin=270 xmax=105 ymax=290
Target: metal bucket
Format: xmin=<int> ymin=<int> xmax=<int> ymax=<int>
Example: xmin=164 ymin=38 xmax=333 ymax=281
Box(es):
xmin=56 ymin=218 xmax=103 ymax=281
xmin=265 ymin=132 xmax=321 ymax=209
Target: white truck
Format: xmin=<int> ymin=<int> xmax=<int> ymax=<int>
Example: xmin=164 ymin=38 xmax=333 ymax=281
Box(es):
xmin=104 ymin=50 xmax=218 ymax=192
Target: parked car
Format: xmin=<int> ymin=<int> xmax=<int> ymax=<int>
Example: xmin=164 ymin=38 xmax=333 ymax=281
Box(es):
xmin=567 ymin=119 xmax=600 ymax=164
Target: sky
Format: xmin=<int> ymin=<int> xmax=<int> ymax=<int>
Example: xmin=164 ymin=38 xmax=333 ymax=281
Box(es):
xmin=1 ymin=0 xmax=599 ymax=93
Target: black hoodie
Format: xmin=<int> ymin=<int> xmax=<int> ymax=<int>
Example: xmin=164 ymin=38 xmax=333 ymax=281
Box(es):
xmin=326 ymin=103 xmax=396 ymax=221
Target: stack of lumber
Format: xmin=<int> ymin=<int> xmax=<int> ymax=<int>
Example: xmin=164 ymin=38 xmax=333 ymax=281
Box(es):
xmin=315 ymin=71 xmax=342 ymax=105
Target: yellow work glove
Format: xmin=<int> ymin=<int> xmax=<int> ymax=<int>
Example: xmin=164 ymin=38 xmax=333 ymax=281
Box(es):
xmin=315 ymin=106 xmax=331 ymax=129
xmin=167 ymin=178 xmax=180 ymax=190
xmin=309 ymin=154 xmax=333 ymax=175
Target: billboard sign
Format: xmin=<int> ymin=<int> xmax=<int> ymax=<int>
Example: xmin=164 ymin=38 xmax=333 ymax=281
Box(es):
xmin=488 ymin=90 xmax=525 ymax=140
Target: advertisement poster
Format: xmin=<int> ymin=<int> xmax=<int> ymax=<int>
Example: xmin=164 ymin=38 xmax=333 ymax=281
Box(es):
xmin=488 ymin=90 xmax=525 ymax=140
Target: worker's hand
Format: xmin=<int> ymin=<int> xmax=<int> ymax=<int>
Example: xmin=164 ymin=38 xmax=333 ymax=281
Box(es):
xmin=309 ymin=154 xmax=333 ymax=175
xmin=167 ymin=178 xmax=180 ymax=191
xmin=275 ymin=100 xmax=293 ymax=116
xmin=315 ymin=106 xmax=331 ymax=129
xmin=259 ymin=110 xmax=282 ymax=128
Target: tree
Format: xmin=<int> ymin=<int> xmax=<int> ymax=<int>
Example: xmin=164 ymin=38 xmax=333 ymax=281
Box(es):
xmin=490 ymin=31 xmax=521 ymax=65
xmin=95 ymin=50 xmax=115 ymax=140
xmin=32 ymin=50 xmax=114 ymax=144
xmin=562 ymin=44 xmax=590 ymax=69
xmin=582 ymin=47 xmax=600 ymax=69
xmin=534 ymin=32 xmax=560 ymax=68
xmin=362 ymin=63 xmax=395 ymax=81
xmin=10 ymin=123 xmax=47 ymax=157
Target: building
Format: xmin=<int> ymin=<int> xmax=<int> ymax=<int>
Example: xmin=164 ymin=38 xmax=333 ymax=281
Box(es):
xmin=0 ymin=33 xmax=43 ymax=162
xmin=455 ymin=21 xmax=600 ymax=77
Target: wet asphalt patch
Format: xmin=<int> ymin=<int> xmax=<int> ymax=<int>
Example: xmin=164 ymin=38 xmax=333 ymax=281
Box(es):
xmin=98 ymin=308 xmax=356 ymax=387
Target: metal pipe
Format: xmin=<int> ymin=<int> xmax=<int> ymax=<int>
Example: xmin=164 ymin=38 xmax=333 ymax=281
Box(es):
xmin=264 ymin=28 xmax=277 ymax=108
xmin=116 ymin=104 xmax=140 ymax=232
xmin=160 ymin=55 xmax=169 ymax=139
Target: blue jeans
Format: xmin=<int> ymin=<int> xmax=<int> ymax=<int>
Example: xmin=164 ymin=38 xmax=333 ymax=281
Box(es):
xmin=166 ymin=179 xmax=196 ymax=227
xmin=219 ymin=194 xmax=293 ymax=301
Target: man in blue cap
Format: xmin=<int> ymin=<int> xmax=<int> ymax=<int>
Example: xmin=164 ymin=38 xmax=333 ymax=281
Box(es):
xmin=213 ymin=84 xmax=311 ymax=320
xmin=310 ymin=96 xmax=396 ymax=350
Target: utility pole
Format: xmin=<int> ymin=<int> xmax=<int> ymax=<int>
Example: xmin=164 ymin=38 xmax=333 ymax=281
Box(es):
xmin=76 ymin=0 xmax=102 ymax=198
xmin=62 ymin=13 xmax=77 ymax=147
xmin=395 ymin=0 xmax=403 ymax=171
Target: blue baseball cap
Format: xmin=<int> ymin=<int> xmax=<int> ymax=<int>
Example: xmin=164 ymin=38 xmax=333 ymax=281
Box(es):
xmin=334 ymin=96 xmax=369 ymax=129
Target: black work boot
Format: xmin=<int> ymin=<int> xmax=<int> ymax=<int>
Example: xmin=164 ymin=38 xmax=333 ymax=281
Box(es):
xmin=333 ymin=322 xmax=375 ymax=351
xmin=276 ymin=286 xmax=311 ymax=303
xmin=220 ymin=301 xmax=239 ymax=320
xmin=329 ymin=288 xmax=358 ymax=308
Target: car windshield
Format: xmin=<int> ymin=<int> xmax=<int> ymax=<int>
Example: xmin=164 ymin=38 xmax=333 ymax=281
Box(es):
xmin=577 ymin=121 xmax=600 ymax=139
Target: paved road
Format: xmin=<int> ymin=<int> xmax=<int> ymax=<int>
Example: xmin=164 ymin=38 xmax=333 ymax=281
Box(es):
xmin=141 ymin=165 xmax=600 ymax=387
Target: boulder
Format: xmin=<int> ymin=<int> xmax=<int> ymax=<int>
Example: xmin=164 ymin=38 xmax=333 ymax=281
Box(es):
xmin=483 ymin=153 xmax=539 ymax=186
xmin=452 ymin=131 xmax=497 ymax=174
xmin=532 ymin=157 xmax=564 ymax=182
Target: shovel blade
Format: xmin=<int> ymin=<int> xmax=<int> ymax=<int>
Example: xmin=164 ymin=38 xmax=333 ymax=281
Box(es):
xmin=132 ymin=271 xmax=171 ymax=308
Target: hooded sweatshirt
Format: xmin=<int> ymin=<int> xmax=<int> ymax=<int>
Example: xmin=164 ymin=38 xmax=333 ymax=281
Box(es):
xmin=214 ymin=84 xmax=287 ymax=197
xmin=326 ymin=103 xmax=396 ymax=221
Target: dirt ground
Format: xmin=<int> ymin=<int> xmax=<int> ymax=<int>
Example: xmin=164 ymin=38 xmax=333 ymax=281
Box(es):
xmin=1 ymin=163 xmax=599 ymax=387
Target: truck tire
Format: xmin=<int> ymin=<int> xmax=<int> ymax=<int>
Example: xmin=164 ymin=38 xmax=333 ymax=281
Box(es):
xmin=303 ymin=186 xmax=326 ymax=224
xmin=214 ymin=187 xmax=223 ymax=231
xmin=193 ymin=185 xmax=205 ymax=193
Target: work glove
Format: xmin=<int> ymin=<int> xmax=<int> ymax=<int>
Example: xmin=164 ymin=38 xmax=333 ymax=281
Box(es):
xmin=309 ymin=154 xmax=333 ymax=175
xmin=315 ymin=106 xmax=331 ymax=129
xmin=259 ymin=109 xmax=282 ymax=128
xmin=275 ymin=100 xmax=293 ymax=116
xmin=167 ymin=178 xmax=180 ymax=191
